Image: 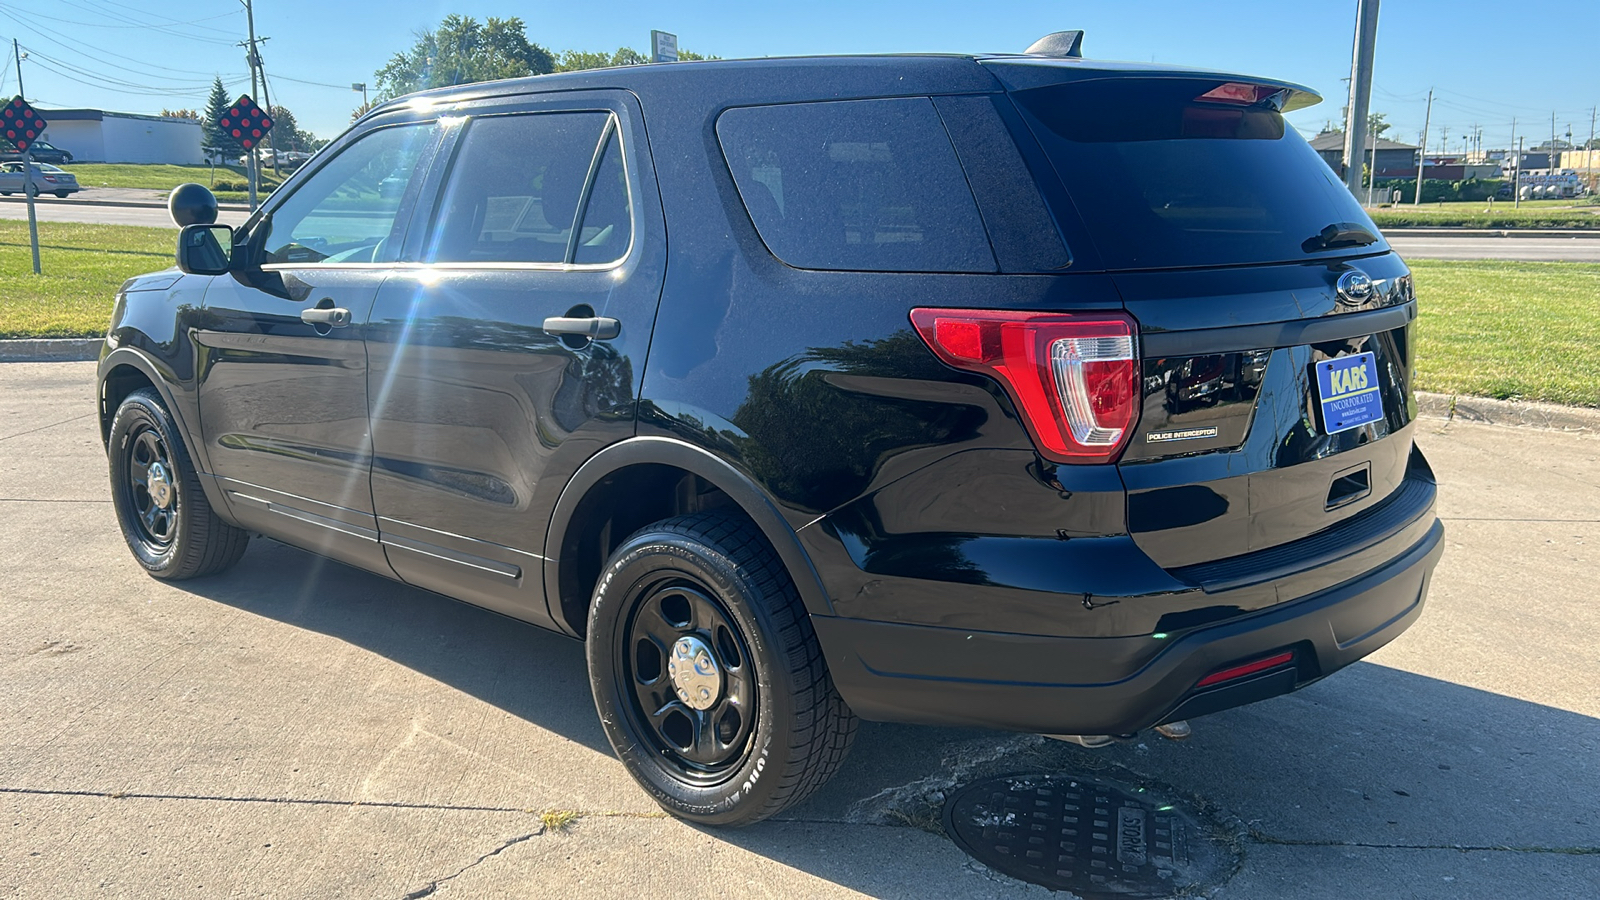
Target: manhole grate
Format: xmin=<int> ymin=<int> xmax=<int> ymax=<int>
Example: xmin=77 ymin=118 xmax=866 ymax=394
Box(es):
xmin=942 ymin=773 xmax=1232 ymax=898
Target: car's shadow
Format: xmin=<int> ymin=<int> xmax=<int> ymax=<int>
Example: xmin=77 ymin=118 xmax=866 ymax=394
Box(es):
xmin=180 ymin=537 xmax=1600 ymax=897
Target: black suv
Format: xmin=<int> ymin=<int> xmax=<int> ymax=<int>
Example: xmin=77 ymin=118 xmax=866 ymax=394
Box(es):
xmin=98 ymin=35 xmax=1443 ymax=826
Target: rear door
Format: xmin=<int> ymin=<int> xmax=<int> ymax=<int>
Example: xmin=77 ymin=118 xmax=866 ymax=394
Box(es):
xmin=364 ymin=91 xmax=667 ymax=627
xmin=196 ymin=119 xmax=441 ymax=572
xmin=995 ymin=65 xmax=1424 ymax=580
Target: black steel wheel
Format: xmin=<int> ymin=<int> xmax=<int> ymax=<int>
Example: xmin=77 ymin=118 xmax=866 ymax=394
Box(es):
xmin=620 ymin=577 xmax=758 ymax=781
xmin=587 ymin=513 xmax=856 ymax=826
xmin=109 ymin=388 xmax=249 ymax=580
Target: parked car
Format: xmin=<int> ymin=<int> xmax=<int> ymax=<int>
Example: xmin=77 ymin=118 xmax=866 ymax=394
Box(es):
xmin=97 ymin=33 xmax=1443 ymax=827
xmin=0 ymin=161 xmax=81 ymax=197
xmin=0 ymin=139 xmax=74 ymax=164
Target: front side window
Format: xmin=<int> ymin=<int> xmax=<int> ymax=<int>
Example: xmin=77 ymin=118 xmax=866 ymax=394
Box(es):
xmin=716 ymin=98 xmax=996 ymax=273
xmin=261 ymin=122 xmax=439 ymax=265
xmin=425 ymin=112 xmax=621 ymax=265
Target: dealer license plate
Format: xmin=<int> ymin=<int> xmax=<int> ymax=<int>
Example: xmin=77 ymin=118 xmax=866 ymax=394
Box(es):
xmin=1315 ymin=351 xmax=1383 ymax=435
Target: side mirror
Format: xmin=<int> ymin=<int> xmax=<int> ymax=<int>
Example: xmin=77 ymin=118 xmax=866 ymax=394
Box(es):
xmin=176 ymin=224 xmax=235 ymax=276
xmin=168 ymin=182 xmax=218 ymax=226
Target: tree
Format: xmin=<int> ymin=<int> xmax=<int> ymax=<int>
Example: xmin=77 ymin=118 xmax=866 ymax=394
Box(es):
xmin=350 ymin=101 xmax=376 ymax=122
xmin=1324 ymin=110 xmax=1390 ymax=139
xmin=161 ymin=109 xmax=200 ymax=120
xmin=267 ymin=105 xmax=321 ymax=152
xmin=373 ymin=15 xmax=554 ymax=99
xmin=202 ymin=77 xmax=242 ymax=160
xmin=554 ymin=47 xmax=718 ymax=72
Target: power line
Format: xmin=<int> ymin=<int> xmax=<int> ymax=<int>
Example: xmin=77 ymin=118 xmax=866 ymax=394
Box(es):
xmin=0 ymin=6 xmax=230 ymax=79
xmin=9 ymin=2 xmax=239 ymax=44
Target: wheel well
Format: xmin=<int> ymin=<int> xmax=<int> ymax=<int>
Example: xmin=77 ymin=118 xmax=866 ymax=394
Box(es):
xmin=99 ymin=364 xmax=157 ymax=445
xmin=556 ymin=463 xmax=750 ymax=637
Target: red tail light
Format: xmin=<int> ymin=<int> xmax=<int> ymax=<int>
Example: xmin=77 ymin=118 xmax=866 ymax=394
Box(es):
xmin=910 ymin=308 xmax=1141 ymax=464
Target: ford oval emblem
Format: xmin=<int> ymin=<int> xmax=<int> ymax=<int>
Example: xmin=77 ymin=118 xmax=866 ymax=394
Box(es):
xmin=1336 ymin=270 xmax=1375 ymax=306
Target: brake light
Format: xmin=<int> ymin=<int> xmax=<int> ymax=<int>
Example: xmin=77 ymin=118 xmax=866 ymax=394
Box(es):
xmin=1196 ymin=651 xmax=1295 ymax=688
xmin=910 ymin=308 xmax=1140 ymax=464
xmin=43 ymin=175 xmax=57 ymax=183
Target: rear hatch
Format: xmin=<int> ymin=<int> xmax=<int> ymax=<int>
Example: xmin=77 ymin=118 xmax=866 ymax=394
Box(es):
xmin=989 ymin=61 xmax=1424 ymax=572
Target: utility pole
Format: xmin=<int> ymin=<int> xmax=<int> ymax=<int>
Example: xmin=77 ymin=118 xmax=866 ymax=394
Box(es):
xmin=1514 ymin=136 xmax=1524 ymax=207
xmin=1580 ymin=108 xmax=1593 ymax=192
xmin=11 ymin=38 xmax=23 ymax=99
xmin=1414 ymin=89 xmax=1432 ymax=205
xmin=1509 ymin=116 xmax=1517 ymax=204
xmin=1551 ymin=111 xmax=1558 ymax=176
xmin=242 ymin=0 xmax=260 ymax=210
xmin=1342 ymin=0 xmax=1381 ymax=197
xmin=1367 ymin=118 xmax=1379 ymax=206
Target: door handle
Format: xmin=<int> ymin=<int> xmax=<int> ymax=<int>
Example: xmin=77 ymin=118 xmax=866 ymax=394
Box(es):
xmin=301 ymin=307 xmax=351 ymax=328
xmin=542 ymin=316 xmax=620 ymax=340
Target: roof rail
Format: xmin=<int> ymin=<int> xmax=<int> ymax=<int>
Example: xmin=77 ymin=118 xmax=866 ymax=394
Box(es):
xmin=1024 ymin=31 xmax=1085 ymax=58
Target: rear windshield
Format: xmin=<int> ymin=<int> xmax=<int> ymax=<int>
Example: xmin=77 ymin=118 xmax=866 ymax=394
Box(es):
xmin=1012 ymin=78 xmax=1386 ymax=270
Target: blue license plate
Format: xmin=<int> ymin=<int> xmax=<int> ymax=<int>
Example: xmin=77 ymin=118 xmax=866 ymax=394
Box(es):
xmin=1315 ymin=351 xmax=1383 ymax=435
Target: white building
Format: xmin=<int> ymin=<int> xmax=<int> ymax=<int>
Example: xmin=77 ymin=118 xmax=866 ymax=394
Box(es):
xmin=39 ymin=109 xmax=203 ymax=164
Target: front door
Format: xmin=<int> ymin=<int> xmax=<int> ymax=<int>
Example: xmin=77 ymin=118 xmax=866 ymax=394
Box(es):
xmin=364 ymin=96 xmax=667 ymax=625
xmin=196 ymin=120 xmax=441 ymax=572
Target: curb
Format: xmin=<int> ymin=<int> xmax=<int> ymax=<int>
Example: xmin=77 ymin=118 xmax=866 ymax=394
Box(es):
xmin=0 ymin=196 xmax=253 ymax=212
xmin=1415 ymin=391 xmax=1597 ymax=433
xmin=0 ymin=338 xmax=101 ymax=362
xmin=1381 ymin=227 xmax=1600 ymax=238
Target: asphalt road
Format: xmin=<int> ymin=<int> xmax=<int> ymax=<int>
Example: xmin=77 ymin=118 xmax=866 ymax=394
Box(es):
xmin=0 ymin=197 xmax=251 ymax=228
xmin=4 ymin=196 xmax=1600 ymax=261
xmin=1385 ymin=235 xmax=1600 ymax=262
xmin=2 ymin=362 xmax=1597 ymax=899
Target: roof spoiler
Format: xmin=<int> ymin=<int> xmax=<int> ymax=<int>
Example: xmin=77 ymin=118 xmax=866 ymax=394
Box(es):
xmin=1024 ymin=31 xmax=1084 ymax=59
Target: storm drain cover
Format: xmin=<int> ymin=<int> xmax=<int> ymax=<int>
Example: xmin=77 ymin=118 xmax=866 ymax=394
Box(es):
xmin=942 ymin=773 xmax=1233 ymax=898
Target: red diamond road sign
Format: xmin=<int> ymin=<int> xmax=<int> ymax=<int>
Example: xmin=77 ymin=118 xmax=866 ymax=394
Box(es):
xmin=219 ymin=95 xmax=274 ymax=150
xmin=3 ymin=96 xmax=48 ymax=152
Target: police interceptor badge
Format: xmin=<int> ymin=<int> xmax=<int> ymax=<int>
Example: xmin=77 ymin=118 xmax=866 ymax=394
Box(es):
xmin=1146 ymin=426 xmax=1219 ymax=443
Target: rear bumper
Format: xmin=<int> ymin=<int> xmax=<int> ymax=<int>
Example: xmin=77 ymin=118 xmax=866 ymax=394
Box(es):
xmin=812 ymin=517 xmax=1443 ymax=735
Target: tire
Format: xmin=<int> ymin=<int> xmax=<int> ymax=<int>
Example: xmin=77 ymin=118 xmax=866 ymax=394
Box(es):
xmin=587 ymin=513 xmax=857 ymax=826
xmin=108 ymin=388 xmax=249 ymax=580
xmin=55 ymin=191 xmax=70 ymax=199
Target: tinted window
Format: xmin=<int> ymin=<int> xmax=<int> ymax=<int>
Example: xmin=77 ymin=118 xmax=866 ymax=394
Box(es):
xmin=572 ymin=129 xmax=632 ymax=265
xmin=1012 ymin=78 xmax=1387 ymax=270
xmin=717 ymin=98 xmax=995 ymax=273
xmin=426 ymin=112 xmax=610 ymax=264
xmin=262 ymin=122 xmax=438 ymax=265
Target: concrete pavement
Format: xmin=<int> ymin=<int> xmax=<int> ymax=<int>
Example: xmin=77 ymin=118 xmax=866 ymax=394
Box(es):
xmin=1 ymin=361 xmax=1596 ymax=898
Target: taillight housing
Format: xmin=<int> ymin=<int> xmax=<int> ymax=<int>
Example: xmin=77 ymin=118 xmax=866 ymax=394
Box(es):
xmin=910 ymin=308 xmax=1141 ymax=464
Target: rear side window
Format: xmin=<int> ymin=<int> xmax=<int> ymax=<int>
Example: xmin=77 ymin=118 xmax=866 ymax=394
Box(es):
xmin=717 ymin=98 xmax=996 ymax=273
xmin=426 ymin=112 xmax=617 ymax=264
xmin=1011 ymin=78 xmax=1386 ymax=271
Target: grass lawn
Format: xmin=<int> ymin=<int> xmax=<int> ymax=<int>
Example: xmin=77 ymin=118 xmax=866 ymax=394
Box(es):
xmin=64 ymin=163 xmax=284 ymax=195
xmin=0 ymin=220 xmax=171 ymax=338
xmin=1370 ymin=205 xmax=1600 ymax=229
xmin=3 ymin=223 xmax=1597 ymax=407
xmin=1410 ymin=259 xmax=1600 ymax=407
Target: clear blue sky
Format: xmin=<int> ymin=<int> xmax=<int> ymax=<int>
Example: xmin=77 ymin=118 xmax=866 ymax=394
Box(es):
xmin=3 ymin=0 xmax=1596 ymax=151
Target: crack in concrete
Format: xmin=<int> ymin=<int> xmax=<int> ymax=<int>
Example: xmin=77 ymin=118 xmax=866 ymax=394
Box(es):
xmin=0 ymin=785 xmax=533 ymax=814
xmin=398 ymin=830 xmax=543 ymax=900
xmin=0 ymin=412 xmax=95 ymax=443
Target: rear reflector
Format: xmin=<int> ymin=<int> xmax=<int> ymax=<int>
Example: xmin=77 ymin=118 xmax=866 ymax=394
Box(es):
xmin=1196 ymin=651 xmax=1295 ymax=688
xmin=910 ymin=308 xmax=1140 ymax=464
